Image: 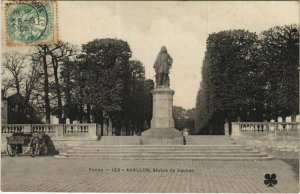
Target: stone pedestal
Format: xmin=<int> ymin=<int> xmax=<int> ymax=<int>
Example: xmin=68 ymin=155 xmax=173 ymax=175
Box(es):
xmin=231 ymin=122 xmax=241 ymax=139
xmin=141 ymin=87 xmax=183 ymax=145
xmin=224 ymin=122 xmax=229 ymax=136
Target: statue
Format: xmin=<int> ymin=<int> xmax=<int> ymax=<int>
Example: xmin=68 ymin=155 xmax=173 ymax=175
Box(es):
xmin=153 ymin=46 xmax=173 ymax=87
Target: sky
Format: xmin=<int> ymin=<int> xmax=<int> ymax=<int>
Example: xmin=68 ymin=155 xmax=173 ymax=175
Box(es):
xmin=4 ymin=1 xmax=299 ymax=109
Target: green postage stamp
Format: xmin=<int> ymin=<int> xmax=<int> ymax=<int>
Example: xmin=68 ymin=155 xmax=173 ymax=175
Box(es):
xmin=5 ymin=1 xmax=57 ymax=46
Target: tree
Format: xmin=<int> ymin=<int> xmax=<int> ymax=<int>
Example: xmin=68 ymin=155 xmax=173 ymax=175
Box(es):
xmin=173 ymin=106 xmax=186 ymax=130
xmin=2 ymin=38 xmax=155 ymax=129
xmin=60 ymin=60 xmax=81 ymax=123
xmin=3 ymin=52 xmax=42 ymax=124
xmin=7 ymin=93 xmax=42 ymax=124
xmin=143 ymin=79 xmax=154 ymax=131
xmin=186 ymin=108 xmax=196 ymax=131
xmin=2 ymin=78 xmax=14 ymax=97
xmin=173 ymin=106 xmax=195 ymax=131
xmin=124 ymin=60 xmax=151 ymax=135
xmin=195 ymin=30 xmax=259 ymax=134
xmin=195 ymin=25 xmax=299 ymax=134
xmin=259 ymin=24 xmax=299 ymax=121
xmin=3 ymin=53 xmax=26 ymax=95
xmin=30 ymin=42 xmax=76 ymax=124
xmin=32 ymin=45 xmax=52 ymax=123
xmin=48 ymin=41 xmax=75 ymax=123
xmin=82 ymin=38 xmax=132 ymax=130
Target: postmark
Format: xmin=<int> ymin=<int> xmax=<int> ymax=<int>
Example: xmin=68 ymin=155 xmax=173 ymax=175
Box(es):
xmin=5 ymin=1 xmax=57 ymax=46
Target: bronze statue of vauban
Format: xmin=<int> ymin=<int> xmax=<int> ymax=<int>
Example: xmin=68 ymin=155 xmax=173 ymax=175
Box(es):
xmin=153 ymin=46 xmax=173 ymax=87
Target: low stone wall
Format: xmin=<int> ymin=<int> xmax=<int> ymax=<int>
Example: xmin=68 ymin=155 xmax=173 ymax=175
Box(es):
xmin=1 ymin=123 xmax=100 ymax=154
xmin=232 ymin=122 xmax=299 ymax=159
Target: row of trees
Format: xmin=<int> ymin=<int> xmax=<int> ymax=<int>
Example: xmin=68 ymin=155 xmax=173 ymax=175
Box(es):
xmin=3 ymin=39 xmax=154 ymax=135
xmin=173 ymin=106 xmax=195 ymax=131
xmin=194 ymin=24 xmax=299 ymax=135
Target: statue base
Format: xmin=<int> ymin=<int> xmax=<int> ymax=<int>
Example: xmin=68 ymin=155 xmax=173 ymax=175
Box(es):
xmin=141 ymin=87 xmax=183 ymax=145
xmin=141 ymin=128 xmax=183 ymax=145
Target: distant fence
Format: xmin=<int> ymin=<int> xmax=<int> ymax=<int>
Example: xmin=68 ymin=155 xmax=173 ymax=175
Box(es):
xmin=1 ymin=123 xmax=100 ymax=140
xmin=231 ymin=122 xmax=299 ymax=140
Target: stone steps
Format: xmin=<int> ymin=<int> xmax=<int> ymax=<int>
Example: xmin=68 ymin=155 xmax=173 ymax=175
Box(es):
xmin=97 ymin=135 xmax=237 ymax=145
xmin=185 ymin=136 xmax=236 ymax=145
xmin=56 ymin=135 xmax=273 ymax=160
xmin=98 ymin=136 xmax=141 ymax=145
xmin=58 ymin=153 xmax=268 ymax=157
xmin=98 ymin=142 xmax=140 ymax=145
xmin=56 ymin=155 xmax=273 ymax=161
xmin=57 ymin=141 xmax=273 ymax=160
xmin=67 ymin=147 xmax=259 ymax=153
xmin=65 ymin=151 xmax=261 ymax=155
xmin=69 ymin=148 xmax=256 ymax=152
xmin=75 ymin=145 xmax=247 ymax=151
xmin=62 ymin=150 xmax=265 ymax=156
xmin=186 ymin=142 xmax=236 ymax=145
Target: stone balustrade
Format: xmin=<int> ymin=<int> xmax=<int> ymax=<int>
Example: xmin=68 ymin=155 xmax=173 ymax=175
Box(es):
xmin=231 ymin=122 xmax=299 ymax=158
xmin=1 ymin=123 xmax=101 ymax=154
xmin=231 ymin=122 xmax=299 ymax=140
xmin=2 ymin=123 xmax=99 ymax=140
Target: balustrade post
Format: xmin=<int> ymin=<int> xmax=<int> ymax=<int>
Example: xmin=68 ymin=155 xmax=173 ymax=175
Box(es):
xmin=88 ymin=123 xmax=98 ymax=140
xmin=96 ymin=124 xmax=101 ymax=137
xmin=54 ymin=124 xmax=64 ymax=140
xmin=224 ymin=122 xmax=229 ymax=136
xmin=23 ymin=124 xmax=31 ymax=133
xmin=267 ymin=123 xmax=276 ymax=140
xmin=231 ymin=122 xmax=240 ymax=139
xmin=291 ymin=121 xmax=297 ymax=131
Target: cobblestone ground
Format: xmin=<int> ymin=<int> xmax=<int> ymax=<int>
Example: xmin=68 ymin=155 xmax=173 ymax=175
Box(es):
xmin=1 ymin=156 xmax=299 ymax=193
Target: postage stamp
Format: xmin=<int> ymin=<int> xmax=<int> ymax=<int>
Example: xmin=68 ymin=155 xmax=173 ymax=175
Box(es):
xmin=5 ymin=1 xmax=57 ymax=46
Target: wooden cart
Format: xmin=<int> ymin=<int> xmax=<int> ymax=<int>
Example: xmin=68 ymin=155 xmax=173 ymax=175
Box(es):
xmin=6 ymin=132 xmax=48 ymax=157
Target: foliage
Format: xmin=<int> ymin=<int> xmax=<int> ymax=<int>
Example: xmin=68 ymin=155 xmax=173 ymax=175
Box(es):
xmin=259 ymin=25 xmax=299 ymax=120
xmin=3 ymin=52 xmax=43 ymax=123
xmin=143 ymin=79 xmax=155 ymax=129
xmin=2 ymin=53 xmax=26 ymax=95
xmin=195 ymin=25 xmax=299 ymax=134
xmin=173 ymin=106 xmax=195 ymax=131
xmin=7 ymin=94 xmax=42 ymax=124
xmin=82 ymin=39 xmax=132 ymax=115
xmin=2 ymin=38 xmax=153 ymax=132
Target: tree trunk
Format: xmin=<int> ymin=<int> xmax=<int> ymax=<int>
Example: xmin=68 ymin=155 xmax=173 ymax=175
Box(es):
xmin=42 ymin=46 xmax=51 ymax=124
xmin=15 ymin=78 xmax=20 ymax=95
xmin=78 ymin=104 xmax=84 ymax=123
xmin=101 ymin=123 xmax=104 ymax=136
xmin=64 ymin=71 xmax=72 ymax=121
xmin=86 ymin=104 xmax=91 ymax=123
xmin=108 ymin=118 xmax=113 ymax=136
xmin=78 ymin=83 xmax=84 ymax=123
xmin=52 ymin=57 xmax=63 ymax=123
xmin=65 ymin=74 xmax=72 ymax=106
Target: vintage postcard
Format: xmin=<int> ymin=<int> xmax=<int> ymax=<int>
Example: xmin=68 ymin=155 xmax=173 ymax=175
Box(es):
xmin=1 ymin=1 xmax=299 ymax=193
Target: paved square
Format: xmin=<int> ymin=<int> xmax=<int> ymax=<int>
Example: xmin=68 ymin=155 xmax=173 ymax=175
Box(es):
xmin=1 ymin=156 xmax=299 ymax=193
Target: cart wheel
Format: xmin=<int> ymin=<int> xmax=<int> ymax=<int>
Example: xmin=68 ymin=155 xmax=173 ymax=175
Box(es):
xmin=6 ymin=144 xmax=17 ymax=157
xmin=30 ymin=137 xmax=39 ymax=157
